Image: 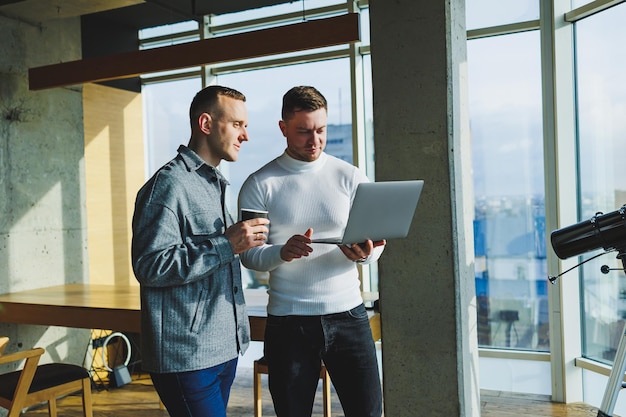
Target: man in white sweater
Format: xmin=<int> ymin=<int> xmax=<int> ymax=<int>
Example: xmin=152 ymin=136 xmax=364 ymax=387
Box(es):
xmin=238 ymin=86 xmax=385 ymax=417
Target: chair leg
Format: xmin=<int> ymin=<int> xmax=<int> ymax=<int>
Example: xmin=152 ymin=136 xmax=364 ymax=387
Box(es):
xmin=253 ymin=361 xmax=263 ymax=417
xmin=321 ymin=366 xmax=331 ymax=417
xmin=82 ymin=377 xmax=94 ymax=417
xmin=7 ymin=406 xmax=21 ymax=417
xmin=48 ymin=397 xmax=58 ymax=417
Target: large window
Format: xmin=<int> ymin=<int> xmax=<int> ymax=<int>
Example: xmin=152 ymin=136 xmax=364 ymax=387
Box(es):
xmin=575 ymin=3 xmax=626 ymax=363
xmin=467 ymin=30 xmax=546 ymax=350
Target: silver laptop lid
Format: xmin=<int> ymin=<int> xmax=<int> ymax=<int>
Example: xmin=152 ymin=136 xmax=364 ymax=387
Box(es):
xmin=312 ymin=180 xmax=424 ymax=245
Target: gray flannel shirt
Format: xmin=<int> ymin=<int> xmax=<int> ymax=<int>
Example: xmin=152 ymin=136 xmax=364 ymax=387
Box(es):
xmin=131 ymin=145 xmax=250 ymax=373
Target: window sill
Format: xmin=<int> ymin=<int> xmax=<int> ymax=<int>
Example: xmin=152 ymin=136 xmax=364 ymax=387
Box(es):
xmin=479 ymin=348 xmax=551 ymax=362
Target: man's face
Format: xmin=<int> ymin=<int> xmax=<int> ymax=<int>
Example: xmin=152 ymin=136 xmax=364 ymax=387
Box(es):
xmin=209 ymin=95 xmax=249 ymax=163
xmin=279 ymin=108 xmax=327 ymax=162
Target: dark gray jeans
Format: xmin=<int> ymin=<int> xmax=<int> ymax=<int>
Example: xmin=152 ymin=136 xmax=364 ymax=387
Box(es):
xmin=264 ymin=303 xmax=382 ymax=417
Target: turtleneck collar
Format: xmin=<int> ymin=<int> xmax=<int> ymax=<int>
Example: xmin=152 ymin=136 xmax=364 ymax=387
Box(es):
xmin=276 ymin=150 xmax=328 ymax=173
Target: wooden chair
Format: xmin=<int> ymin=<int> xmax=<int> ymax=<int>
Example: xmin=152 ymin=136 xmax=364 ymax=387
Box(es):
xmin=0 ymin=338 xmax=93 ymax=417
xmin=253 ymin=356 xmax=331 ymax=417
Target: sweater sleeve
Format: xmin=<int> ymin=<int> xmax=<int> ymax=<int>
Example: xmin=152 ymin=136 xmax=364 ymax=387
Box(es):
xmin=238 ymin=175 xmax=286 ymax=272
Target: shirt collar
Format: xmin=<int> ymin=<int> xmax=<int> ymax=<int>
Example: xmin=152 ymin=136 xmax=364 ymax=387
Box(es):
xmin=178 ymin=145 xmax=229 ymax=185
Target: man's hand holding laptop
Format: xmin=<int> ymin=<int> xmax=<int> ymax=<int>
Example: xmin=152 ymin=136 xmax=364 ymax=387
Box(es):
xmin=279 ymin=227 xmax=385 ymax=263
xmin=339 ymin=239 xmax=386 ymax=263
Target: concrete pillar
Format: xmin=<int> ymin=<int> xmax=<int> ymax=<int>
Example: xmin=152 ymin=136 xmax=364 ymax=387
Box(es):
xmin=369 ymin=0 xmax=480 ymax=415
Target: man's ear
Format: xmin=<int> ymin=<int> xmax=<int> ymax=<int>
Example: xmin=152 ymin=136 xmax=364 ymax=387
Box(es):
xmin=198 ymin=113 xmax=212 ymax=135
xmin=278 ymin=120 xmax=287 ymax=137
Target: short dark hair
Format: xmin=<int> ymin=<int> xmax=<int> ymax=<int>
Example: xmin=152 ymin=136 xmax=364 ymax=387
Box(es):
xmin=281 ymin=86 xmax=327 ymax=121
xmin=189 ymin=85 xmax=246 ymax=125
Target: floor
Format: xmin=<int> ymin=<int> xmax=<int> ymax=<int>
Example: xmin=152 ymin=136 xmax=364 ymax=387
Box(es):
xmin=19 ymin=368 xmax=606 ymax=417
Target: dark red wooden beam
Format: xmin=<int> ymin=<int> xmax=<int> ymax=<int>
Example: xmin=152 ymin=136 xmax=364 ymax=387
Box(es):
xmin=29 ymin=13 xmax=360 ymax=91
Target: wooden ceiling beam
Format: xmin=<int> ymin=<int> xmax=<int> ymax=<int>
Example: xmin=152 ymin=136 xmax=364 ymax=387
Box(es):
xmin=29 ymin=13 xmax=359 ymax=91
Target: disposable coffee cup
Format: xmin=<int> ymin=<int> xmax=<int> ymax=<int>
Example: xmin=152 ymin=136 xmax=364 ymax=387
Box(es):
xmin=241 ymin=208 xmax=269 ymax=221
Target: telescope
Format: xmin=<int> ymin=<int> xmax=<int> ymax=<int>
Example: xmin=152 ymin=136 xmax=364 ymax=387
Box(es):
xmin=552 ymin=204 xmax=626 ymax=417
xmin=549 ymin=204 xmax=626 ymax=283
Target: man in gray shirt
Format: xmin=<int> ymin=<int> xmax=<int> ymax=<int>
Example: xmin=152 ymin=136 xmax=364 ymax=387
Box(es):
xmin=132 ymin=85 xmax=269 ymax=417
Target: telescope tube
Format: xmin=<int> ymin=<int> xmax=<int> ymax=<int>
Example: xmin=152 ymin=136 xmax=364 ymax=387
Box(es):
xmin=550 ymin=204 xmax=626 ymax=260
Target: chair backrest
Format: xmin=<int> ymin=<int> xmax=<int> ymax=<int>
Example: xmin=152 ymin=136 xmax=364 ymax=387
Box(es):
xmin=0 ymin=345 xmax=45 ymax=413
xmin=0 ymin=337 xmax=8 ymax=356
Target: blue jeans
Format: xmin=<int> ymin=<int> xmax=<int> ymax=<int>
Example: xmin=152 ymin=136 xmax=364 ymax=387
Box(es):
xmin=150 ymin=358 xmax=238 ymax=417
xmin=264 ymin=304 xmax=382 ymax=417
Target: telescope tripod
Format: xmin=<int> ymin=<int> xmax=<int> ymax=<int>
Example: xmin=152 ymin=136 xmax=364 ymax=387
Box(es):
xmin=597 ymin=252 xmax=626 ymax=417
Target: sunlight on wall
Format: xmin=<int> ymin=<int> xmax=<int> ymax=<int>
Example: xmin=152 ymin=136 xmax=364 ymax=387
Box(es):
xmin=84 ymin=84 xmax=145 ymax=286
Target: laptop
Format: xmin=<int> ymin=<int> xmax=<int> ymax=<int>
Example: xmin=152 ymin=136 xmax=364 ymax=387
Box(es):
xmin=311 ymin=180 xmax=424 ymax=245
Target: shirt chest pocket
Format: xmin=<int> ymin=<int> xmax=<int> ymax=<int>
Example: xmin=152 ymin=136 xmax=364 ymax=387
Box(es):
xmin=185 ymin=211 xmax=225 ymax=244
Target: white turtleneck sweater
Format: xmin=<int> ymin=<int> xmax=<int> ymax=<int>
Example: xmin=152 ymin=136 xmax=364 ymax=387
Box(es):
xmin=238 ymin=151 xmax=383 ymax=316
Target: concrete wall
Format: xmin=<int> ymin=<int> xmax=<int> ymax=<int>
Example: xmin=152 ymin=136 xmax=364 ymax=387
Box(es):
xmin=0 ymin=14 xmax=90 ymax=378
